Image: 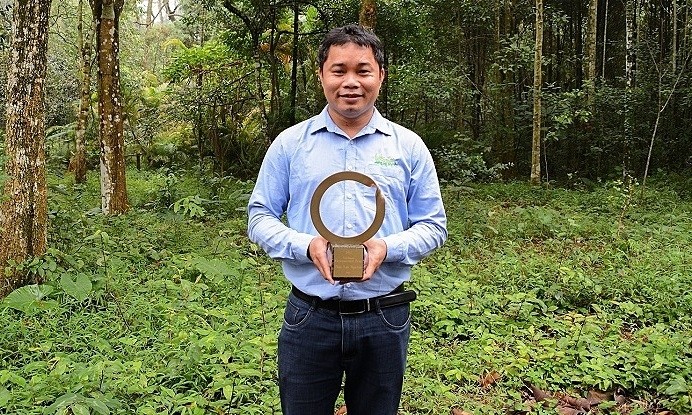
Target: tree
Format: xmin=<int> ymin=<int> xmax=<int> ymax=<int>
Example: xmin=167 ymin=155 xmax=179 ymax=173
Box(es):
xmin=68 ymin=0 xmax=94 ymax=184
xmin=146 ymin=0 xmax=153 ymax=26
xmin=90 ymin=0 xmax=128 ymax=214
xmin=0 ymin=0 xmax=53 ymax=297
xmin=623 ymin=0 xmax=637 ymax=179
xmin=289 ymin=0 xmax=300 ymax=125
xmin=221 ymin=0 xmax=271 ymax=138
xmin=163 ymin=0 xmax=178 ymax=22
xmin=359 ymin=0 xmax=376 ymax=30
xmin=601 ymin=0 xmax=609 ymax=78
xmin=585 ymin=0 xmax=598 ymax=104
xmin=531 ymin=0 xmax=543 ymax=185
xmin=672 ymin=0 xmax=677 ymax=71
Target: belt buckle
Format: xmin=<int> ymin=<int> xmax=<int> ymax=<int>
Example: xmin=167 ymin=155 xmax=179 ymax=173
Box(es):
xmin=339 ymin=298 xmax=371 ymax=315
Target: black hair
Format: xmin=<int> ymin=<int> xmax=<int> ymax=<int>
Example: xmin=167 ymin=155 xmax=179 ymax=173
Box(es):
xmin=317 ymin=24 xmax=384 ymax=71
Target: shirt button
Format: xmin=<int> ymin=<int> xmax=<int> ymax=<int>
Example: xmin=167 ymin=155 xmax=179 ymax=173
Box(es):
xmin=346 ymin=194 xmax=352 ymax=199
xmin=346 ymin=283 xmax=352 ymax=288
xmin=347 ymin=224 xmax=354 ymax=229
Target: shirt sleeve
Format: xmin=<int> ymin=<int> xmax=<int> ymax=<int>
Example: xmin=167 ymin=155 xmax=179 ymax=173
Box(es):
xmin=380 ymin=141 xmax=447 ymax=265
xmin=247 ymin=138 xmax=314 ymax=264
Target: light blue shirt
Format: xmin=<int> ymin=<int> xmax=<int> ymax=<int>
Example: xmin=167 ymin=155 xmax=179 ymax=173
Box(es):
xmin=247 ymin=107 xmax=447 ymax=300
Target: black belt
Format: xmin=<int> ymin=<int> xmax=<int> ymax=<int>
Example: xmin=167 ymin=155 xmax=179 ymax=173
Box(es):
xmin=291 ymin=285 xmax=417 ymax=315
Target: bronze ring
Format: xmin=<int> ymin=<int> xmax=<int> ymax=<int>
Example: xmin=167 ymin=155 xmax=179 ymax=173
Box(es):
xmin=309 ymin=171 xmax=385 ymax=244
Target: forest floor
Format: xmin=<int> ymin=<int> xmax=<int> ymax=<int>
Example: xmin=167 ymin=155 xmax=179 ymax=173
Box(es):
xmin=1 ymin=169 xmax=691 ymax=414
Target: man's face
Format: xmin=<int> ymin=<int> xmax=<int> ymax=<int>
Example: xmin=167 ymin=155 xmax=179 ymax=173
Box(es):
xmin=319 ymin=42 xmax=384 ymax=127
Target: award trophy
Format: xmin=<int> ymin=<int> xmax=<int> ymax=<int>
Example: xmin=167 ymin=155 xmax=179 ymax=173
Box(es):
xmin=310 ymin=171 xmax=385 ymax=280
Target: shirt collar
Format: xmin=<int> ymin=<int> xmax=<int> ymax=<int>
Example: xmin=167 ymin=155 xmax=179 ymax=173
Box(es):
xmin=309 ymin=106 xmax=393 ymax=138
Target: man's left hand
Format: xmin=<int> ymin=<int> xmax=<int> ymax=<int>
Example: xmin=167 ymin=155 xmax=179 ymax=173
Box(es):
xmin=361 ymin=238 xmax=387 ymax=281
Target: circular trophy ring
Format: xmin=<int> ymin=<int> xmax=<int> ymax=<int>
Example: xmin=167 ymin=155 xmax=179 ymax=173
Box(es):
xmin=310 ymin=171 xmax=385 ymax=245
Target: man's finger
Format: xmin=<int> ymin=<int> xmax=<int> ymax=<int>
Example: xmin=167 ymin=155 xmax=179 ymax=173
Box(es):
xmin=308 ymin=236 xmax=334 ymax=284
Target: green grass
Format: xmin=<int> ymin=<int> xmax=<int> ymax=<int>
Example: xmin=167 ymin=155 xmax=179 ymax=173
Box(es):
xmin=1 ymin=170 xmax=691 ymax=414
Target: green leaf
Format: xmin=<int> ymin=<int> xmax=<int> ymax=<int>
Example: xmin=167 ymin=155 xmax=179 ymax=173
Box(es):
xmin=664 ymin=376 xmax=689 ymax=395
xmin=0 ymin=386 xmax=10 ymax=407
xmin=2 ymin=285 xmax=58 ymax=316
xmin=222 ymin=384 xmax=233 ymax=400
xmin=59 ymin=273 xmax=93 ymax=302
xmin=44 ymin=392 xmax=79 ymax=414
xmin=0 ymin=370 xmax=27 ymax=387
xmin=192 ymin=258 xmax=236 ymax=279
xmin=71 ymin=403 xmax=90 ymax=415
xmin=88 ymin=398 xmax=110 ymax=415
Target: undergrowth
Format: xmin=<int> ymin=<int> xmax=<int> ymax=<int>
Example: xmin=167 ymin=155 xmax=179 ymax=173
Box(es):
xmin=1 ymin=169 xmax=691 ymax=414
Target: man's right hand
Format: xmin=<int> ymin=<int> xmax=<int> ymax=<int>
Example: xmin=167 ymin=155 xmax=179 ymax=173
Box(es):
xmin=308 ymin=236 xmax=334 ymax=284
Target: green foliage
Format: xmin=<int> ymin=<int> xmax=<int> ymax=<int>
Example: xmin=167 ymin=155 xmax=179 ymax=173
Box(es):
xmin=172 ymin=195 xmax=208 ymax=219
xmin=2 ymin=284 xmax=59 ymax=315
xmin=164 ymin=39 xmax=235 ymax=82
xmin=45 ymin=123 xmax=77 ymax=168
xmin=406 ymin=180 xmax=692 ymax=413
xmin=59 ymin=273 xmax=93 ymax=302
xmin=543 ymin=88 xmax=592 ymax=143
xmin=432 ymin=133 xmax=512 ymax=183
xmin=2 ymin=170 xmax=691 ymax=414
xmin=146 ymin=124 xmax=194 ymax=169
xmin=159 ymin=35 xmax=270 ymax=178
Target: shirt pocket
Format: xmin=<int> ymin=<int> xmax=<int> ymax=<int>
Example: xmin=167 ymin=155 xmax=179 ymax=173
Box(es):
xmin=365 ymin=164 xmax=407 ymax=214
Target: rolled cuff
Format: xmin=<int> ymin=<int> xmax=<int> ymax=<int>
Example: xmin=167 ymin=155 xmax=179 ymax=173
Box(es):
xmin=381 ymin=234 xmax=405 ymax=263
xmin=292 ymin=233 xmax=315 ymax=263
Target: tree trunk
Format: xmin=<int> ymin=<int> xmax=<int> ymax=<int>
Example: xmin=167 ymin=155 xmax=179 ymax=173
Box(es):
xmin=359 ymin=0 xmax=376 ymax=30
xmin=91 ymin=0 xmax=128 ymax=214
xmin=684 ymin=0 xmax=689 ymax=54
xmin=672 ymin=0 xmax=677 ymax=71
xmin=0 ymin=0 xmax=52 ymax=297
xmin=146 ymin=0 xmax=153 ymax=26
xmin=456 ymin=13 xmax=465 ymax=131
xmin=531 ymin=0 xmax=544 ymax=185
xmin=602 ymin=0 xmax=609 ymax=78
xmin=585 ymin=0 xmax=598 ymax=104
xmin=157 ymin=0 xmax=164 ymax=23
xmin=290 ymin=0 xmax=299 ymax=125
xmin=164 ymin=0 xmax=176 ymax=22
xmin=69 ymin=0 xmax=93 ymax=184
xmin=196 ymin=70 xmax=204 ymax=173
xmin=573 ymin=1 xmax=584 ymax=89
xmin=624 ymin=0 xmax=637 ymax=178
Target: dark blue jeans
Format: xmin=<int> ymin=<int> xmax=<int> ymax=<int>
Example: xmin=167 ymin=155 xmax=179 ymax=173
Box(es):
xmin=278 ymin=291 xmax=411 ymax=415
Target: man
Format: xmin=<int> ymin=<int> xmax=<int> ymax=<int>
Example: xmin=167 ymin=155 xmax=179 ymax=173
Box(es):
xmin=247 ymin=24 xmax=447 ymax=415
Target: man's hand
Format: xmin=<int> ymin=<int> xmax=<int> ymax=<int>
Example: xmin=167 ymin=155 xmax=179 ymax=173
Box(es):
xmin=308 ymin=236 xmax=334 ymax=284
xmin=361 ymin=238 xmax=387 ymax=282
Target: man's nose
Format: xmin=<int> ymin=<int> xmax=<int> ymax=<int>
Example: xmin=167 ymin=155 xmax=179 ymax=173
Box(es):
xmin=343 ymin=72 xmax=359 ymax=87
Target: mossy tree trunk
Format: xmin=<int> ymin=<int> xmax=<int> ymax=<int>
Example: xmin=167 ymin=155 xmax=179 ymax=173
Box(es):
xmin=68 ymin=0 xmax=93 ymax=184
xmin=0 ymin=0 xmax=52 ymax=297
xmin=359 ymin=0 xmax=376 ymax=30
xmin=90 ymin=0 xmax=128 ymax=214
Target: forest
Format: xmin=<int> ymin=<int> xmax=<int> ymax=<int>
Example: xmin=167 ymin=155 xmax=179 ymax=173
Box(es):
xmin=0 ymin=0 xmax=691 ymax=414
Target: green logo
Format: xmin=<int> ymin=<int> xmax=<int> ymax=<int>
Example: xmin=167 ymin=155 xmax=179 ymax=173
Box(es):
xmin=374 ymin=154 xmax=397 ymax=167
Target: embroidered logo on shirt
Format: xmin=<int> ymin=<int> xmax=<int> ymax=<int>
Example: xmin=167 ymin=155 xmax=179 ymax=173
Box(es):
xmin=374 ymin=154 xmax=397 ymax=166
